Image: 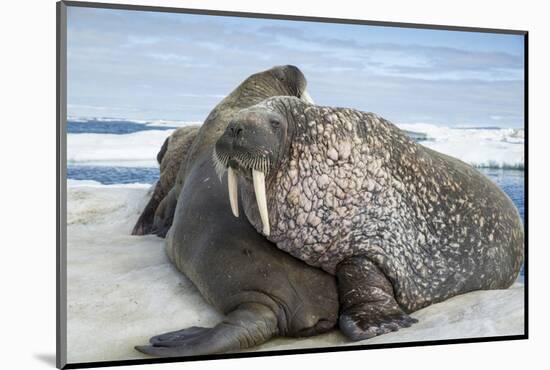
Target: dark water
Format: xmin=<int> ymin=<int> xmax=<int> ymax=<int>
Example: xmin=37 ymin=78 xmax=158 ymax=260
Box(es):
xmin=68 ymin=166 xmax=160 ymax=185
xmin=68 ymin=119 xmax=177 ymax=135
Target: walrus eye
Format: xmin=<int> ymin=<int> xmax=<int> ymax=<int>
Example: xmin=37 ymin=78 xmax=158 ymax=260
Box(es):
xmin=270 ymin=119 xmax=281 ymax=128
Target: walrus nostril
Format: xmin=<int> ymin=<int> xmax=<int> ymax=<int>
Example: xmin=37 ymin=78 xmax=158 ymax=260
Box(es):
xmin=230 ymin=122 xmax=244 ymax=138
xmin=229 ymin=127 xmax=243 ymax=138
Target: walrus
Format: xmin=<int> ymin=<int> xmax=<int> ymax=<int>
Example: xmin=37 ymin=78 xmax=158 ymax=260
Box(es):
xmin=132 ymin=125 xmax=200 ymax=235
xmin=213 ymin=96 xmax=524 ymax=341
xmin=135 ymin=66 xmax=338 ymax=357
xmin=148 ymin=67 xmax=314 ymax=238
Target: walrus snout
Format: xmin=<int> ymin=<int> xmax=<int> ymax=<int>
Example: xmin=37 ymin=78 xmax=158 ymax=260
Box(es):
xmin=213 ymin=109 xmax=288 ymax=236
xmin=215 ymin=110 xmax=282 ymax=175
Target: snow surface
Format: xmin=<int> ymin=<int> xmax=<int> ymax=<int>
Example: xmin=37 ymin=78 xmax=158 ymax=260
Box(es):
xmin=66 ymin=181 xmax=524 ymax=364
xmin=400 ymin=123 xmax=524 ymax=169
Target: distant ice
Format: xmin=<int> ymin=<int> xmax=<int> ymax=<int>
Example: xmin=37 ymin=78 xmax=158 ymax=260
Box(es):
xmin=67 ymin=130 xmax=174 ymax=167
xmin=398 ymin=123 xmax=524 ymax=169
xmin=146 ymin=120 xmax=202 ymax=128
xmin=66 ymin=184 xmax=525 ymax=364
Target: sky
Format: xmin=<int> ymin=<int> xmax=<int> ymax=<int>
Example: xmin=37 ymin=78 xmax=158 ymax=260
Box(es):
xmin=67 ymin=6 xmax=525 ymax=127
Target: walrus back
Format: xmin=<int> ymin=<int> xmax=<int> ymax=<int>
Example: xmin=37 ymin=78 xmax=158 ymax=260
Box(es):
xmin=419 ymin=144 xmax=524 ymax=289
xmin=361 ymin=116 xmax=524 ymax=309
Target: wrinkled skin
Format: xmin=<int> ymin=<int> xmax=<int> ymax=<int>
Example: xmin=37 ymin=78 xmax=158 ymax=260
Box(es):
xmin=135 ymin=66 xmax=339 ymax=357
xmin=214 ymin=96 xmax=524 ymax=341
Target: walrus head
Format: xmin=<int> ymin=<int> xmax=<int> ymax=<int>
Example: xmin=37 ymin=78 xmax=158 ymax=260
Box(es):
xmin=213 ymin=96 xmax=312 ymax=236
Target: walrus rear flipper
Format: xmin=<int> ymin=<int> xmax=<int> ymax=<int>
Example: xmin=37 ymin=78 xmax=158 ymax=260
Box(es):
xmin=135 ymin=303 xmax=278 ymax=357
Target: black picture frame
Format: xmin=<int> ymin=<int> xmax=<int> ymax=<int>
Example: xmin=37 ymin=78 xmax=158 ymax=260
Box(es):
xmin=56 ymin=1 xmax=529 ymax=368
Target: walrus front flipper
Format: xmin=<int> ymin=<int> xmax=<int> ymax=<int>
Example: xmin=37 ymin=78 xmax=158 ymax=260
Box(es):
xmin=135 ymin=303 xmax=278 ymax=357
xmin=151 ymin=188 xmax=177 ymax=238
xmin=132 ymin=181 xmax=166 ymax=235
xmin=336 ymin=256 xmax=418 ymax=341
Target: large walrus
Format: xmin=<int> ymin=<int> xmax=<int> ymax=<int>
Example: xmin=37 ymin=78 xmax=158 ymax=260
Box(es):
xmin=213 ymin=96 xmax=524 ymax=341
xmin=135 ymin=66 xmax=338 ymax=357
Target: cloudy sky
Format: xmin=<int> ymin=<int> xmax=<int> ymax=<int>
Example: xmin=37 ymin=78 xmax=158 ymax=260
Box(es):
xmin=67 ymin=6 xmax=525 ymax=127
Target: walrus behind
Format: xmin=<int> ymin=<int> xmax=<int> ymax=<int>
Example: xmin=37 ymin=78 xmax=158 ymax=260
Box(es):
xmin=214 ymin=96 xmax=524 ymax=341
xmin=132 ymin=125 xmax=200 ymax=235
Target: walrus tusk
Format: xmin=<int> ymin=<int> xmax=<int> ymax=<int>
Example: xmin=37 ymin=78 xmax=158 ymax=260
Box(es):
xmin=301 ymin=90 xmax=314 ymax=104
xmin=227 ymin=167 xmax=239 ymax=217
xmin=252 ymin=169 xmax=270 ymax=236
